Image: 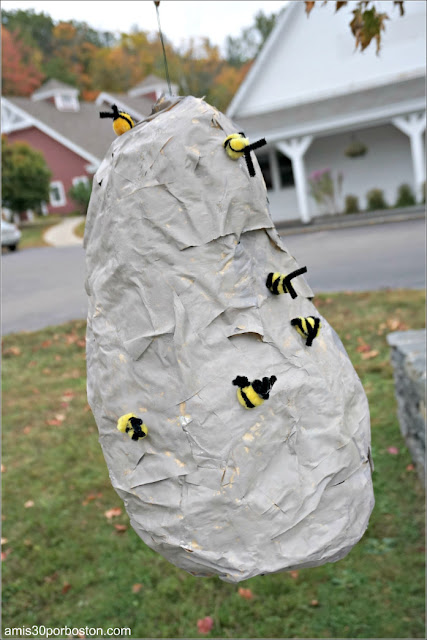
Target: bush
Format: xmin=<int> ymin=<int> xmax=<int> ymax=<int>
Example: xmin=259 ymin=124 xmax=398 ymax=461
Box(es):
xmin=345 ymin=194 xmax=360 ymax=214
xmin=394 ymin=184 xmax=416 ymax=208
xmin=366 ymin=188 xmax=388 ymax=211
xmin=68 ymin=181 xmax=92 ymax=215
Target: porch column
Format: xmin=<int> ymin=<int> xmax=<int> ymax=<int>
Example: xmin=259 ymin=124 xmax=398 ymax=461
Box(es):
xmin=275 ymin=136 xmax=313 ymax=223
xmin=268 ymin=148 xmax=281 ymax=192
xmin=392 ymin=113 xmax=426 ymax=203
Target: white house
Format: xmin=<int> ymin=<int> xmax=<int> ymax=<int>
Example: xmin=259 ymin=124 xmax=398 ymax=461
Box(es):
xmin=227 ymin=0 xmax=426 ymax=224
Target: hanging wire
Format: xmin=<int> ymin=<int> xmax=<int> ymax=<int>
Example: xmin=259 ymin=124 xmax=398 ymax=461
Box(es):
xmin=154 ymin=1 xmax=172 ymax=95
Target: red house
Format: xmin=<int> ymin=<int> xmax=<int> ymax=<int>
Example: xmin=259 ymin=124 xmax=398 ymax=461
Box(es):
xmin=1 ymin=76 xmax=176 ymax=216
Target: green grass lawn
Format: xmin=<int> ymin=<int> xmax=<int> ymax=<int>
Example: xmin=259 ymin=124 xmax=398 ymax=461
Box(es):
xmin=2 ymin=290 xmax=425 ymax=639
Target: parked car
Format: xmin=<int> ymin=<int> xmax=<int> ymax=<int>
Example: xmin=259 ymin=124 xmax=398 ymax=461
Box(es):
xmin=1 ymin=219 xmax=22 ymax=251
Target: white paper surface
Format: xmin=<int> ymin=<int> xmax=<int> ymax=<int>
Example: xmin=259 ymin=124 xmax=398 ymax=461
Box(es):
xmin=85 ymin=96 xmax=374 ymax=582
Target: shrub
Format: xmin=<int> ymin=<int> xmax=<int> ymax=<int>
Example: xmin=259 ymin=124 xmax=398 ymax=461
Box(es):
xmin=345 ymin=195 xmax=360 ymax=214
xmin=68 ymin=181 xmax=92 ymax=215
xmin=394 ymin=184 xmax=416 ymax=208
xmin=366 ymin=188 xmax=388 ymax=211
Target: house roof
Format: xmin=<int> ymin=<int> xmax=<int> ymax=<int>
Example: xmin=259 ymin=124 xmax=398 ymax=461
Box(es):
xmin=234 ymin=76 xmax=426 ymax=140
xmin=96 ymin=92 xmax=154 ymax=119
xmin=130 ymin=74 xmax=168 ymax=91
xmin=5 ymin=95 xmax=153 ymax=161
xmin=228 ymin=0 xmax=426 ymax=120
xmin=32 ymin=78 xmax=78 ymax=96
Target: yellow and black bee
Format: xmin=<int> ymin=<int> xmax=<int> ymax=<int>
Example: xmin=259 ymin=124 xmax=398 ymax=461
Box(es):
xmin=223 ymin=132 xmax=267 ymax=177
xmin=291 ymin=316 xmax=321 ymax=347
xmin=232 ymin=375 xmax=277 ymax=409
xmin=117 ymin=413 xmax=148 ymax=440
xmin=100 ymin=104 xmax=135 ymax=136
xmin=266 ymin=266 xmax=308 ymax=299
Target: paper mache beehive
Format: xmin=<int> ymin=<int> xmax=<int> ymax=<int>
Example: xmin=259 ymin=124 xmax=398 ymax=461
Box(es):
xmin=84 ymin=95 xmax=375 ymax=583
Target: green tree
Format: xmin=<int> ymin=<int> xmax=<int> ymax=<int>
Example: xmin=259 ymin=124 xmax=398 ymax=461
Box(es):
xmin=68 ymin=181 xmax=92 ymax=215
xmin=225 ymin=9 xmax=283 ymax=67
xmin=1 ymin=136 xmax=52 ymax=216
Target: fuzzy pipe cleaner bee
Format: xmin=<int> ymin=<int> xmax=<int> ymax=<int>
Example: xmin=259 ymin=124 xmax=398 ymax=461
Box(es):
xmin=232 ymin=375 xmax=277 ymax=409
xmin=291 ymin=316 xmax=321 ymax=347
xmin=117 ymin=413 xmax=148 ymax=440
xmin=223 ymin=132 xmax=267 ymax=177
xmin=266 ymin=266 xmax=308 ymax=299
xmin=100 ymin=104 xmax=135 ymax=136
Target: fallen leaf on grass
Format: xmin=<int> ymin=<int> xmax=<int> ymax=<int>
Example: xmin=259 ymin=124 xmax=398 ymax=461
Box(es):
xmin=84 ymin=404 xmax=92 ymax=413
xmin=77 ymin=338 xmax=86 ymax=348
xmin=44 ymin=571 xmax=59 ymax=583
xmin=361 ymin=349 xmax=379 ymax=360
xmin=41 ymin=340 xmax=52 ymax=348
xmin=132 ymin=583 xmax=143 ymax=593
xmin=114 ymin=524 xmax=127 ymax=533
xmin=62 ymin=391 xmax=75 ymax=401
xmin=406 ymin=463 xmax=415 ymax=471
xmin=4 ymin=346 xmax=21 ymax=356
xmin=197 ymin=617 xmax=214 ymax=634
xmin=32 ymin=388 xmax=40 ymax=395
xmin=238 ymin=587 xmax=254 ymax=600
xmin=387 ymin=447 xmax=399 ymax=455
xmin=1 ymin=464 xmax=5 ymax=473
xmin=24 ymin=500 xmax=34 ymax=508
xmin=310 ymin=599 xmax=319 ymax=607
xmin=23 ymin=426 xmax=31 ymax=434
xmin=28 ymin=360 xmax=37 ymax=368
xmin=104 ymin=507 xmax=122 ymax=520
xmin=42 ymin=368 xmax=51 ymax=375
xmin=1 ymin=549 xmax=12 ymax=561
xmin=46 ymin=418 xmax=63 ymax=426
xmin=1 ymin=537 xmax=8 ymax=545
xmin=55 ymin=355 xmax=62 ymax=362
xmin=82 ymin=492 xmax=103 ymax=506
xmin=356 ymin=337 xmax=372 ymax=353
xmin=289 ymin=570 xmax=299 ymax=579
xmin=61 ymin=582 xmax=72 ymax=594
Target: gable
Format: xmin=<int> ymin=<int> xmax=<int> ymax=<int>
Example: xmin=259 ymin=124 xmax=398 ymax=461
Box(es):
xmin=228 ymin=0 xmax=426 ymax=118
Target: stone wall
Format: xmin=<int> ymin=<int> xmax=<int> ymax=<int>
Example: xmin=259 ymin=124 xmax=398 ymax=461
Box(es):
xmin=387 ymin=330 xmax=426 ymax=483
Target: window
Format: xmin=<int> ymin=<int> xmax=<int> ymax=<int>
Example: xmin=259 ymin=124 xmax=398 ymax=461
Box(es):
xmin=72 ymin=176 xmax=89 ymax=187
xmin=277 ymin=151 xmax=294 ymax=188
xmin=255 ymin=151 xmax=295 ymax=191
xmin=54 ymin=93 xmax=80 ymax=112
xmin=49 ymin=181 xmax=66 ymax=207
xmin=256 ymin=154 xmax=273 ymax=190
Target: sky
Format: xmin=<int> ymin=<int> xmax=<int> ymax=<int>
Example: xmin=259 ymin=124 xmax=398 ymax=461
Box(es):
xmin=1 ymin=1 xmax=289 ymax=51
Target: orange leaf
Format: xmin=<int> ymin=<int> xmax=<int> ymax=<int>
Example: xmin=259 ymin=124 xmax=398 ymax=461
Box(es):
xmin=41 ymin=340 xmax=52 ymax=348
xmin=289 ymin=570 xmax=299 ymax=579
xmin=1 ymin=464 xmax=5 ymax=473
xmin=46 ymin=419 xmax=62 ymax=426
xmin=61 ymin=582 xmax=72 ymax=594
xmin=42 ymin=368 xmax=51 ymax=375
xmin=132 ymin=583 xmax=143 ymax=593
xmin=1 ymin=549 xmax=12 ymax=561
xmin=310 ymin=599 xmax=320 ymax=607
xmin=361 ymin=349 xmax=379 ymax=360
xmin=305 ymin=1 xmax=315 ymax=15
xmin=28 ymin=360 xmax=37 ymax=367
xmin=55 ymin=355 xmax=62 ymax=362
xmin=406 ymin=464 xmax=415 ymax=471
xmin=44 ymin=571 xmax=59 ymax=583
xmin=104 ymin=507 xmax=122 ymax=520
xmin=23 ymin=426 xmax=31 ymax=434
xmin=238 ymin=587 xmax=254 ymax=600
xmin=114 ymin=524 xmax=127 ymax=533
xmin=197 ymin=617 xmax=214 ymax=634
xmin=24 ymin=500 xmax=34 ymax=508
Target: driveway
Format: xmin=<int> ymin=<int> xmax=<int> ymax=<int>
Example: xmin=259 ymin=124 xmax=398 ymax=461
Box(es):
xmin=1 ymin=219 xmax=425 ymax=335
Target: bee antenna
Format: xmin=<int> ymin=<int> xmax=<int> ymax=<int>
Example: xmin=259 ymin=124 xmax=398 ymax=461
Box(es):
xmin=99 ymin=104 xmax=120 ymax=120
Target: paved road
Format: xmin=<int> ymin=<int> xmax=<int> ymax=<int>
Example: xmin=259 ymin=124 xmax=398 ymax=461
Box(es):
xmin=2 ymin=219 xmax=425 ymax=335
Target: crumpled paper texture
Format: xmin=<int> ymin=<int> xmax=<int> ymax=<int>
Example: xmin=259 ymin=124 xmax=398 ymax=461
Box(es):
xmin=84 ymin=96 xmax=374 ymax=582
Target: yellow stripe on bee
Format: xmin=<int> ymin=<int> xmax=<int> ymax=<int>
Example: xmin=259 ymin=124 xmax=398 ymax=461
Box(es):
xmin=271 ymin=273 xmax=287 ymax=294
xmin=113 ymin=114 xmax=134 ymax=136
xmin=237 ymin=386 xmax=264 ymax=409
xmin=117 ymin=413 xmax=135 ymax=433
xmin=224 ymin=133 xmax=249 ymax=160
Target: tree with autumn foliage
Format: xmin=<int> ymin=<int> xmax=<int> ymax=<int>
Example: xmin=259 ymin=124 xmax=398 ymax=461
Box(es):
xmin=1 ymin=26 xmax=44 ymax=96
